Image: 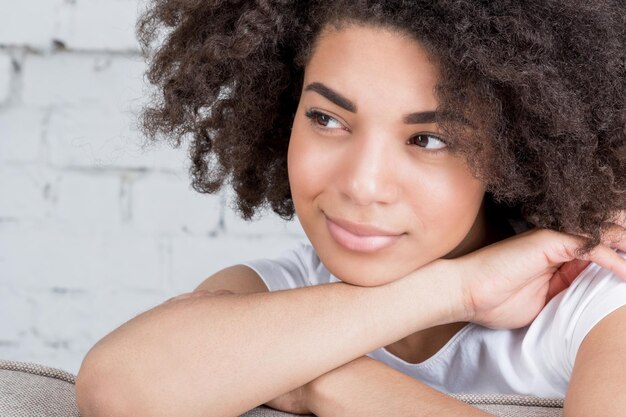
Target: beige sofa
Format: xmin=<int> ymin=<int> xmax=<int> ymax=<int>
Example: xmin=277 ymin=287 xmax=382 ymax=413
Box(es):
xmin=0 ymin=359 xmax=563 ymax=416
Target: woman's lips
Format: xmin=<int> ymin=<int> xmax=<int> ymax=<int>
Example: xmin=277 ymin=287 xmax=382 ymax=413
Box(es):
xmin=325 ymin=216 xmax=403 ymax=253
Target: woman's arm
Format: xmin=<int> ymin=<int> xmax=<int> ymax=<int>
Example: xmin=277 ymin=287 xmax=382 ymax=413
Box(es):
xmin=76 ymin=228 xmax=626 ymax=417
xmin=76 ymin=260 xmax=461 ymax=417
xmin=307 ymin=356 xmax=492 ymax=417
xmin=276 ymin=307 xmax=626 ymax=417
xmin=265 ymin=251 xmax=602 ymax=416
xmin=564 ymin=305 xmax=626 ymax=417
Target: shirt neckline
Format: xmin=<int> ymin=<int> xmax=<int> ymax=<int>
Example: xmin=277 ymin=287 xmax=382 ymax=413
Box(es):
xmin=379 ymin=322 xmax=477 ymax=368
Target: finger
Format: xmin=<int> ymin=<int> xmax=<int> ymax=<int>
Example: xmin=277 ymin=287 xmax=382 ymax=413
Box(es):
xmin=207 ymin=289 xmax=237 ymax=295
xmin=586 ymin=243 xmax=626 ymax=280
xmin=609 ymin=210 xmax=626 ymax=229
xmin=163 ymin=289 xmax=234 ymax=304
xmin=573 ymin=220 xmax=626 ymax=252
xmin=163 ymin=292 xmax=195 ymax=304
xmin=599 ymin=222 xmax=626 ymax=252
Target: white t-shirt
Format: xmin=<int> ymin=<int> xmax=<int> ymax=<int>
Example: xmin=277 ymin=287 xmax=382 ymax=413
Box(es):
xmin=242 ymin=242 xmax=626 ymax=397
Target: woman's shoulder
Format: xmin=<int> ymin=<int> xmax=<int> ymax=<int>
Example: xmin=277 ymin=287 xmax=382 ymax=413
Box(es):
xmin=559 ymin=252 xmax=626 ymax=343
xmin=532 ymin=251 xmax=626 ymax=369
xmin=240 ymin=241 xmax=336 ymax=291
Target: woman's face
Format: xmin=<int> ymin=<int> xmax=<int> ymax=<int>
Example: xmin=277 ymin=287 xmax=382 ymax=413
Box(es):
xmin=288 ymin=23 xmax=486 ymax=286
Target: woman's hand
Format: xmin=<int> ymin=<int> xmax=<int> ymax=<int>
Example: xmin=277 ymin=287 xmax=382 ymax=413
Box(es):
xmin=304 ymin=356 xmax=491 ymax=417
xmin=546 ymin=214 xmax=626 ymax=299
xmin=455 ymin=227 xmax=626 ymax=329
xmin=162 ymin=288 xmax=236 ymax=303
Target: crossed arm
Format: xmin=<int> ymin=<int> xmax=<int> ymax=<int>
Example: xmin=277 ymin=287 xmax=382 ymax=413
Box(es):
xmin=304 ymin=356 xmax=491 ymax=417
xmin=75 ymin=228 xmax=626 ymax=417
xmin=266 ymin=264 xmax=626 ymax=416
xmin=290 ymin=304 xmax=626 ymax=417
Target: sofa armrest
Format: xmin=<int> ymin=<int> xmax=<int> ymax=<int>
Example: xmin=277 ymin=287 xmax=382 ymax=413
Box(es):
xmin=0 ymin=360 xmax=80 ymax=417
xmin=0 ymin=360 xmax=563 ymax=417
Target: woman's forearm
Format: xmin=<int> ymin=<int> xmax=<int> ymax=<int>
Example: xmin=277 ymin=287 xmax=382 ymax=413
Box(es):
xmin=308 ymin=356 xmax=492 ymax=417
xmin=76 ymin=260 xmax=462 ymax=417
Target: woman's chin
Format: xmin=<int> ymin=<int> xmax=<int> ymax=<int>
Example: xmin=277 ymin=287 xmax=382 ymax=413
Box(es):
xmin=324 ymin=260 xmax=411 ymax=287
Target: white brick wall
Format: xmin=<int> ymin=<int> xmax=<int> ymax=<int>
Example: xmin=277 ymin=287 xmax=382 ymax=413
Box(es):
xmin=0 ymin=53 xmax=11 ymax=103
xmin=0 ymin=0 xmax=306 ymax=374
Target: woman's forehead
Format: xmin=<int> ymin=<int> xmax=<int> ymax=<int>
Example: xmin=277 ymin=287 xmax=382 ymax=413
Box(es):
xmin=302 ymin=23 xmax=441 ymax=116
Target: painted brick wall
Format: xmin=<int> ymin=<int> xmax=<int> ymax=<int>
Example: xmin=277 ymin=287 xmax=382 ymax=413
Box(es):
xmin=0 ymin=0 xmax=306 ymax=374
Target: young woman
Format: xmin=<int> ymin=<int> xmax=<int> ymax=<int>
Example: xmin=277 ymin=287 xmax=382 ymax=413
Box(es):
xmin=76 ymin=1 xmax=626 ymax=416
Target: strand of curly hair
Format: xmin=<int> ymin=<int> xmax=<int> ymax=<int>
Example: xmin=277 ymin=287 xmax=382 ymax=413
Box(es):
xmin=136 ymin=0 xmax=626 ymax=254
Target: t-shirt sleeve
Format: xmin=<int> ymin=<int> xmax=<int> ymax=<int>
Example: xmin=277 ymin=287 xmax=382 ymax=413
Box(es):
xmin=543 ymin=251 xmax=626 ymax=377
xmin=240 ymin=242 xmax=334 ymax=292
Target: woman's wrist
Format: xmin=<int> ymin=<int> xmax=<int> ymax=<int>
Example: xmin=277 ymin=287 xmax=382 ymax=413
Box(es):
xmin=383 ymin=258 xmax=469 ymax=329
xmin=305 ymin=355 xmax=491 ymax=417
xmin=429 ymin=258 xmax=474 ymax=323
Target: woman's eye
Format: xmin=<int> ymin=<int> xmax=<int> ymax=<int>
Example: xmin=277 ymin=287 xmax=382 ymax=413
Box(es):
xmin=305 ymin=110 xmax=346 ymax=131
xmin=408 ymin=134 xmax=448 ymax=150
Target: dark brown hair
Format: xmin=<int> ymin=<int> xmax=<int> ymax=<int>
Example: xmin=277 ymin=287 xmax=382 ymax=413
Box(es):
xmin=136 ymin=0 xmax=626 ymax=250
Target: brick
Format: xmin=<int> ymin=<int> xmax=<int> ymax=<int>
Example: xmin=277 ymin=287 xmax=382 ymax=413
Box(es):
xmin=131 ymin=172 xmax=221 ymax=235
xmin=55 ymin=0 xmax=141 ymax=51
xmin=29 ymin=288 xmax=93 ymax=345
xmin=0 ymin=225 xmax=166 ymax=291
xmin=0 ymin=285 xmax=33 ymax=342
xmin=0 ymin=165 xmax=54 ymax=220
xmin=47 ymin=105 xmax=188 ymax=171
xmin=49 ymin=171 xmax=122 ymax=230
xmin=168 ymin=234 xmax=307 ymax=293
xmin=95 ymin=232 xmax=169 ymax=291
xmin=0 ymin=0 xmax=63 ymax=48
xmin=0 ymin=106 xmax=46 ymax=163
xmin=0 ymin=53 xmax=11 ymax=104
xmin=0 ymin=225 xmax=101 ymax=289
xmin=22 ymin=52 xmax=146 ymax=108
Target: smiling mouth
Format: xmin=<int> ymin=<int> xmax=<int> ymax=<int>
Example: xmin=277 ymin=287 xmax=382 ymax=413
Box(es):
xmin=324 ymin=215 xmax=404 ymax=253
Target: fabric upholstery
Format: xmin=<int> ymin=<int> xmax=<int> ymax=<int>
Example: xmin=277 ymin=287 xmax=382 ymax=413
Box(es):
xmin=0 ymin=360 xmax=80 ymax=417
xmin=0 ymin=359 xmax=564 ymax=416
xmin=242 ymin=396 xmax=564 ymax=417
xmin=452 ymin=394 xmax=563 ymax=417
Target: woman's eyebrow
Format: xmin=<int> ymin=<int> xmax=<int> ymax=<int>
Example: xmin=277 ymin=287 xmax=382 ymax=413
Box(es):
xmin=303 ymin=82 xmax=452 ymax=124
xmin=304 ymin=82 xmax=357 ymax=112
xmin=403 ymin=112 xmax=440 ymax=124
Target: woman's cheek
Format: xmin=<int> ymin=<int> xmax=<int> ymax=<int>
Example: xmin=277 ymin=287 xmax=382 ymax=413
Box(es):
xmin=410 ymin=162 xmax=484 ymax=239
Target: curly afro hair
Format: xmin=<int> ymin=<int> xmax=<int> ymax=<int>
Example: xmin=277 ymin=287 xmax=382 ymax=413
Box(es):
xmin=136 ymin=0 xmax=626 ymax=251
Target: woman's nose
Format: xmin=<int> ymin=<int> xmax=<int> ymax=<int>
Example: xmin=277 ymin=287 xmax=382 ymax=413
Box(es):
xmin=337 ymin=136 xmax=399 ymax=206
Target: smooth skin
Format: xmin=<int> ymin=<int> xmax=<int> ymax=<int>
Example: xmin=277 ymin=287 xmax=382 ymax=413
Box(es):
xmin=75 ymin=23 xmax=626 ymax=417
xmin=289 ymin=24 xmax=490 ymax=287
